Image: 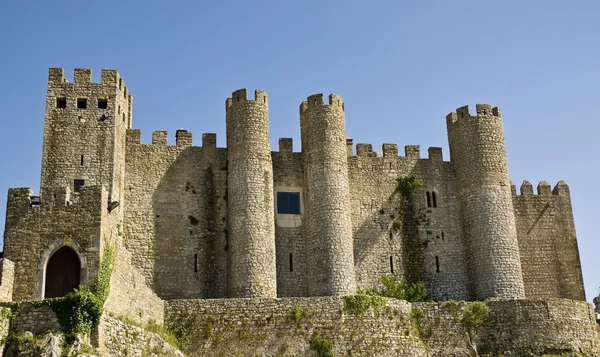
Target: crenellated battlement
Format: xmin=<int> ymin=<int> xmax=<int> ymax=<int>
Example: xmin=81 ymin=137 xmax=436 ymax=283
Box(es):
xmin=48 ymin=68 xmax=129 ymax=92
xmin=6 ymin=185 xmax=108 ymax=216
xmin=278 ymin=138 xmax=293 ymax=153
xmin=514 ymin=180 xmax=570 ymax=196
xmin=299 ymin=93 xmax=344 ymax=114
xmin=225 ymin=89 xmax=268 ymax=109
xmin=126 ymin=128 xmax=220 ymax=148
xmin=446 ymin=104 xmax=502 ymax=125
xmin=349 ymin=143 xmax=446 ymax=161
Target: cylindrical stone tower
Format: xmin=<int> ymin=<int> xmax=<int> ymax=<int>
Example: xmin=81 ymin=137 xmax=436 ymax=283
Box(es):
xmin=226 ymin=88 xmax=277 ymax=298
xmin=446 ymin=104 xmax=525 ymax=300
xmin=300 ymin=93 xmax=356 ymax=296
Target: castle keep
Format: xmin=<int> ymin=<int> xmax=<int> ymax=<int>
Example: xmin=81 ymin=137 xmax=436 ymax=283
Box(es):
xmin=1 ymin=68 xmax=586 ymax=304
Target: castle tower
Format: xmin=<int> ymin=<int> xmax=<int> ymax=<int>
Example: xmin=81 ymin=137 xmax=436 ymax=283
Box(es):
xmin=446 ymin=104 xmax=525 ymax=300
xmin=41 ymin=68 xmax=131 ymax=203
xmin=300 ymin=94 xmax=356 ymax=296
xmin=225 ymin=89 xmax=277 ymax=298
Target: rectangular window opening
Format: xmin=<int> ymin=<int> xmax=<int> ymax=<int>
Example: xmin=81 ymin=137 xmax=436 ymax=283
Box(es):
xmin=390 ymin=256 xmax=394 ymax=274
xmin=74 ymin=179 xmax=85 ymax=192
xmin=435 ymin=256 xmax=440 ymax=273
xmin=98 ymin=98 xmax=108 ymax=109
xmin=289 ymin=253 xmax=293 ymax=272
xmin=77 ymin=98 xmax=87 ymax=109
xmin=276 ymin=192 xmax=301 ymax=214
xmin=56 ymin=98 xmax=67 ymax=108
xmin=80 ymin=155 xmax=84 ymax=166
xmin=194 ymin=254 xmax=198 ymax=273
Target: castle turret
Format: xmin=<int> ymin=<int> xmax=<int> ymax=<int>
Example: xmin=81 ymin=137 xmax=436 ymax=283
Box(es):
xmin=300 ymin=94 xmax=356 ymax=296
xmin=41 ymin=68 xmax=131 ymax=204
xmin=225 ymin=89 xmax=277 ymax=298
xmin=447 ymin=104 xmax=525 ymax=300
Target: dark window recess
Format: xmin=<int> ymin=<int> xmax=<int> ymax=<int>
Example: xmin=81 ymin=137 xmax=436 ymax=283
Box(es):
xmin=432 ymin=191 xmax=438 ymax=208
xmin=435 ymin=256 xmax=440 ymax=273
xmin=99 ymin=114 xmax=108 ymax=122
xmin=194 ymin=254 xmax=198 ymax=273
xmin=80 ymin=155 xmax=84 ymax=166
xmin=77 ymin=98 xmax=87 ymax=109
xmin=123 ymin=113 xmax=125 ymax=122
xmin=441 ymin=231 xmax=445 ymax=241
xmin=277 ymin=192 xmax=301 ymax=214
xmin=74 ymin=179 xmax=85 ymax=192
xmin=390 ymin=256 xmax=394 ymax=274
xmin=289 ymin=253 xmax=293 ymax=272
xmin=426 ymin=191 xmax=432 ymax=207
xmin=98 ymin=99 xmax=108 ymax=109
xmin=56 ymin=98 xmax=67 ymax=108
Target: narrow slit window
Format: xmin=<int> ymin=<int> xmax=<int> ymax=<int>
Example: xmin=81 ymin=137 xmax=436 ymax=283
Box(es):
xmin=98 ymin=98 xmax=108 ymax=109
xmin=56 ymin=98 xmax=67 ymax=108
xmin=77 ymin=98 xmax=87 ymax=109
xmin=390 ymin=256 xmax=394 ymax=274
xmin=441 ymin=231 xmax=445 ymax=241
xmin=432 ymin=191 xmax=437 ymax=208
xmin=123 ymin=113 xmax=125 ymax=122
xmin=194 ymin=254 xmax=198 ymax=272
xmin=80 ymin=155 xmax=84 ymax=166
xmin=426 ymin=191 xmax=432 ymax=207
xmin=289 ymin=253 xmax=293 ymax=272
xmin=435 ymin=256 xmax=440 ymax=273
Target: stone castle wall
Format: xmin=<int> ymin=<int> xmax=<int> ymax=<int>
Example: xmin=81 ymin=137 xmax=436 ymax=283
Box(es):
xmin=123 ymin=130 xmax=228 ymax=300
xmin=1 ymin=68 xmax=586 ymax=307
xmin=0 ymin=259 xmax=15 ymax=302
xmin=165 ymin=297 xmax=599 ymax=357
xmin=513 ymin=180 xmax=586 ymax=300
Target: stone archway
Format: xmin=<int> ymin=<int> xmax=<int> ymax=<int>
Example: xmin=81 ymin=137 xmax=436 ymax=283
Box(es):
xmin=35 ymin=238 xmax=88 ymax=299
xmin=44 ymin=246 xmax=81 ymax=298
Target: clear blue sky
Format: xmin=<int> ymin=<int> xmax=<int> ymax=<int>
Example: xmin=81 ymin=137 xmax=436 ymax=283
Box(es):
xmin=1 ymin=1 xmax=598 ymax=301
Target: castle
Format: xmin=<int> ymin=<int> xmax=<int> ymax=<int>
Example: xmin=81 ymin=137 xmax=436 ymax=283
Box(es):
xmin=0 ymin=67 xmax=586 ymax=306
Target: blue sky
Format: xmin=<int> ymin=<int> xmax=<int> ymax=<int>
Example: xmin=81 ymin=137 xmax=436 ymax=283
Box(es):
xmin=1 ymin=1 xmax=598 ymax=301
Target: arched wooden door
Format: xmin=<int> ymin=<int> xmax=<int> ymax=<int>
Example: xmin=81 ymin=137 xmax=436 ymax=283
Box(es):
xmin=44 ymin=246 xmax=81 ymax=298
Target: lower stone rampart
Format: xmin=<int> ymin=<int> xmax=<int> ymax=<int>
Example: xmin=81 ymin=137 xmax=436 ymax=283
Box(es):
xmin=165 ymin=297 xmax=599 ymax=357
xmin=99 ymin=315 xmax=184 ymax=356
xmin=104 ymin=246 xmax=164 ymax=325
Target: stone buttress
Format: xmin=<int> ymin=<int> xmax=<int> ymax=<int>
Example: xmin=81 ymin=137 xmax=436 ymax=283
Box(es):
xmin=300 ymin=94 xmax=356 ymax=296
xmin=225 ymin=89 xmax=277 ymax=298
xmin=446 ymin=104 xmax=525 ymax=300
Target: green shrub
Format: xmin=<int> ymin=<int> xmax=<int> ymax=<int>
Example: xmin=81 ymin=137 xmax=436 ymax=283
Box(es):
xmin=395 ymin=174 xmax=423 ymax=198
xmin=342 ymin=294 xmax=388 ymax=316
xmin=361 ymin=276 xmax=427 ymax=302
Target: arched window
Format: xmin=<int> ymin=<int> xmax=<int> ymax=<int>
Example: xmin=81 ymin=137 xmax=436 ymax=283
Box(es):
xmin=426 ymin=191 xmax=432 ymax=207
xmin=44 ymin=246 xmax=81 ymax=298
xmin=432 ymin=191 xmax=438 ymax=208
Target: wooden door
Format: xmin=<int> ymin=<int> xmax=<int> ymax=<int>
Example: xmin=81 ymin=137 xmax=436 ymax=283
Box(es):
xmin=44 ymin=246 xmax=81 ymax=298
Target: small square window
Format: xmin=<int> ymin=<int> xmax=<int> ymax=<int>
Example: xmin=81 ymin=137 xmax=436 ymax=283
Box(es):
xmin=98 ymin=99 xmax=108 ymax=109
xmin=77 ymin=98 xmax=87 ymax=109
xmin=277 ymin=192 xmax=301 ymax=214
xmin=74 ymin=179 xmax=85 ymax=192
xmin=56 ymin=98 xmax=66 ymax=108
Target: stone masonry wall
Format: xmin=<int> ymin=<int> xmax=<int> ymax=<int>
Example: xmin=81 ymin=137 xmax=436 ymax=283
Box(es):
xmin=99 ymin=315 xmax=184 ymax=357
xmin=348 ymin=145 xmax=468 ymax=301
xmin=513 ymin=180 xmax=586 ymax=300
xmin=3 ymin=186 xmax=108 ymax=300
xmin=0 ymin=258 xmax=15 ymax=302
xmin=124 ymin=130 xmax=228 ymax=300
xmin=104 ymin=245 xmax=165 ymax=325
xmin=165 ymin=297 xmax=599 ymax=357
xmin=272 ymin=144 xmax=307 ymax=297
